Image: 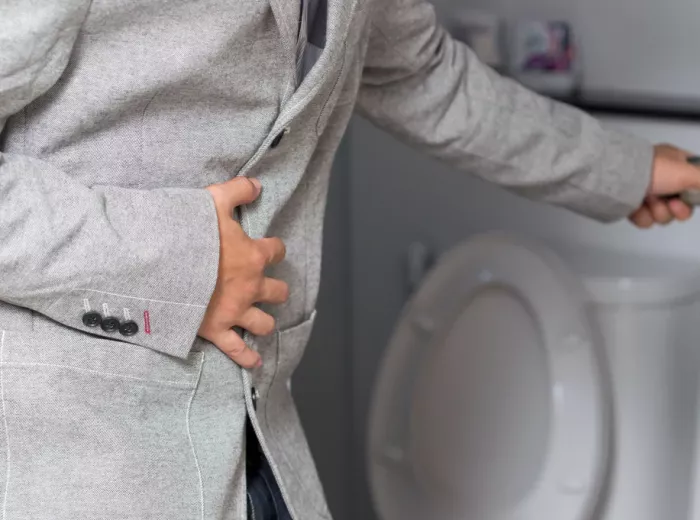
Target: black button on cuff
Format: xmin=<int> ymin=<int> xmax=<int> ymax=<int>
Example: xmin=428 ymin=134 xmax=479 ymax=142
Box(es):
xmin=119 ymin=320 xmax=139 ymax=337
xmin=82 ymin=311 xmax=102 ymax=328
xmin=101 ymin=316 xmax=120 ymax=333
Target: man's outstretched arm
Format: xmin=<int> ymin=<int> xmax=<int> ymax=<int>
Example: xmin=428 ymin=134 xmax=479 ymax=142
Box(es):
xmin=357 ymin=0 xmax=698 ymax=225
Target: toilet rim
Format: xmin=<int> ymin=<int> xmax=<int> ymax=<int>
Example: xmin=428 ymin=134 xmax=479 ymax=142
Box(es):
xmin=367 ymin=233 xmax=611 ymax=520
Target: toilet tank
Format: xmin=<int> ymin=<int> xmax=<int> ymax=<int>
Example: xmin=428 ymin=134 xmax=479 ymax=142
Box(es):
xmin=555 ymin=244 xmax=700 ymax=520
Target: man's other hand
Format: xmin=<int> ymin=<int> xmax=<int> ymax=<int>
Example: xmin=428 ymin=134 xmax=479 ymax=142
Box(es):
xmin=629 ymin=144 xmax=700 ymax=228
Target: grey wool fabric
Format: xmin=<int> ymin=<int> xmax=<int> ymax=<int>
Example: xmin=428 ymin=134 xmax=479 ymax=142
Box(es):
xmin=0 ymin=0 xmax=652 ymax=519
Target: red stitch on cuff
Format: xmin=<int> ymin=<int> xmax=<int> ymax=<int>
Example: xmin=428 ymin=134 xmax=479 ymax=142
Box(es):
xmin=144 ymin=310 xmax=151 ymax=334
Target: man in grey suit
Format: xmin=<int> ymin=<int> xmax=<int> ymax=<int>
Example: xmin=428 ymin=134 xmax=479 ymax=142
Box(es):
xmin=1 ymin=1 xmax=698 ymax=519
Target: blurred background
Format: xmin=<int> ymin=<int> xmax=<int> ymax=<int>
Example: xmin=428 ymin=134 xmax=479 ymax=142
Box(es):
xmin=292 ymin=0 xmax=700 ymax=519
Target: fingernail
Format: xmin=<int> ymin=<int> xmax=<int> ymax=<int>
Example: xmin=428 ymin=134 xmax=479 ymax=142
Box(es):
xmin=255 ymin=359 xmax=263 ymax=368
xmin=250 ymin=178 xmax=262 ymax=191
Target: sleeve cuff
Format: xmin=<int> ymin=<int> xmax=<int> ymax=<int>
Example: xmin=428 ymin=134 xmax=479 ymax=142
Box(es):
xmin=43 ymin=188 xmax=221 ymax=359
xmin=577 ymin=127 xmax=655 ymax=222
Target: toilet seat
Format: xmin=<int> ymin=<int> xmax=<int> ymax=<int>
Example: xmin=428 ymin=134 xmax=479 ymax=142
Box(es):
xmin=367 ymin=234 xmax=611 ymax=520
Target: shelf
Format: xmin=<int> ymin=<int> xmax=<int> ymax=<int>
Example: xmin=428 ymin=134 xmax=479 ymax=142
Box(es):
xmin=551 ymin=91 xmax=700 ymax=122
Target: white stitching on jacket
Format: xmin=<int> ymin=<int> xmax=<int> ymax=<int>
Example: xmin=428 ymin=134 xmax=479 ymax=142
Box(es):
xmin=0 ymin=362 xmax=196 ymax=388
xmin=186 ymin=354 xmax=206 ymax=520
xmin=1 ymin=331 xmax=11 ymax=520
xmin=73 ymin=289 xmax=206 ymax=308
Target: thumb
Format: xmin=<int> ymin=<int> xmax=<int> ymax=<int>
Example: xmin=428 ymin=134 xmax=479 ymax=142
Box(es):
xmin=684 ymin=157 xmax=700 ymax=189
xmin=671 ymin=159 xmax=700 ymax=194
xmin=650 ymin=147 xmax=700 ymax=195
xmin=207 ymin=176 xmax=262 ymax=213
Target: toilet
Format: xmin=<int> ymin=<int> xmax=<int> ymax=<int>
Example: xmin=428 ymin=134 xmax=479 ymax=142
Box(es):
xmin=367 ymin=232 xmax=700 ymax=520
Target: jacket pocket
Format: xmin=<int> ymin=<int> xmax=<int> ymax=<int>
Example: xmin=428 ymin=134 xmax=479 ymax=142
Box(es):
xmin=273 ymin=310 xmax=318 ymax=382
xmin=0 ymin=331 xmax=204 ymax=520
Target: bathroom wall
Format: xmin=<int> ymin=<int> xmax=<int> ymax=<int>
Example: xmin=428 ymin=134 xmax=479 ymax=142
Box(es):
xmin=432 ymin=0 xmax=700 ymax=99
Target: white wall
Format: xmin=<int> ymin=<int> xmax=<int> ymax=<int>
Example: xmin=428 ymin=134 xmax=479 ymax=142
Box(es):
xmin=436 ymin=0 xmax=700 ymax=97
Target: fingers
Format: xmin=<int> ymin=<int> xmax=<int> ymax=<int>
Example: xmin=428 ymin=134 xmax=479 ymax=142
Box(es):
xmin=678 ymin=162 xmax=700 ymax=192
xmin=238 ymin=307 xmax=276 ymax=336
xmin=212 ymin=329 xmax=262 ymax=369
xmin=650 ymin=144 xmax=700 ymax=195
xmin=229 ymin=177 xmax=262 ymax=207
xmin=199 ymin=177 xmax=289 ymax=370
xmin=629 ymin=197 xmax=693 ymax=229
xmin=207 ymin=176 xmax=262 ymax=214
xmin=629 ymin=205 xmax=654 ymax=228
xmin=258 ymin=277 xmax=289 ymax=304
xmin=646 ymin=196 xmax=673 ymax=225
xmin=256 ymin=237 xmax=286 ymax=266
xmin=668 ymin=198 xmax=693 ymax=221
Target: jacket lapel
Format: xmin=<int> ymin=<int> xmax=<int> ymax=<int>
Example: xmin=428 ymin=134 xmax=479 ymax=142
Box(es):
xmin=280 ymin=0 xmax=359 ymax=116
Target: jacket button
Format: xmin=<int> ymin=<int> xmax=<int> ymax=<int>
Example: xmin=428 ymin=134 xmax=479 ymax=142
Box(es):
xmin=101 ymin=317 xmax=120 ymax=333
xmin=119 ymin=320 xmax=139 ymax=337
xmin=252 ymin=387 xmax=260 ymax=410
xmin=82 ymin=311 xmax=102 ymax=328
xmin=270 ymin=129 xmax=287 ymax=149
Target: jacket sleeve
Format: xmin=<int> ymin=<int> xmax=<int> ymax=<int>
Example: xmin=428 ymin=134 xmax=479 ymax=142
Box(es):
xmin=0 ymin=1 xmax=220 ymax=359
xmin=357 ymin=0 xmax=654 ymax=222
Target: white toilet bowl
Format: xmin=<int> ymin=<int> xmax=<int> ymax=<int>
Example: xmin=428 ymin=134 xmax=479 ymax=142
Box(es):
xmin=367 ymin=232 xmax=700 ymax=520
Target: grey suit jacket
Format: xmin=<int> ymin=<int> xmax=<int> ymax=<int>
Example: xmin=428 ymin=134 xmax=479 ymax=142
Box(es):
xmin=0 ymin=0 xmax=651 ymax=519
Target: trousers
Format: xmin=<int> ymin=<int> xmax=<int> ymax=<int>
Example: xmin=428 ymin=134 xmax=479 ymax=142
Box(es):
xmin=246 ymin=418 xmax=293 ymax=520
